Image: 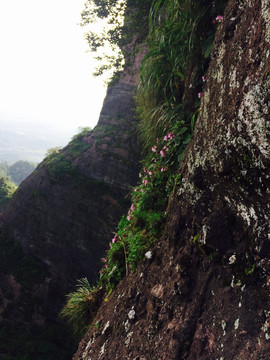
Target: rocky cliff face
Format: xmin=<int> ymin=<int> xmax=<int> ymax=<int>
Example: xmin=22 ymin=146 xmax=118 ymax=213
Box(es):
xmin=0 ymin=49 xmax=143 ymax=358
xmin=0 ymin=69 xmax=141 ymax=289
xmin=74 ymin=1 xmax=270 ymax=359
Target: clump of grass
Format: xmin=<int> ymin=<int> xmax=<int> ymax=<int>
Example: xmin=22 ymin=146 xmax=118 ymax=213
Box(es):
xmin=137 ymin=0 xmax=228 ymax=149
xmin=60 ymin=278 xmax=103 ymax=339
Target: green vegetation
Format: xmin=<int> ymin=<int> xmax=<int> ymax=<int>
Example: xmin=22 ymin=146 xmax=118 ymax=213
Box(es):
xmin=62 ymin=0 xmax=228 ymax=338
xmin=44 ymin=150 xmax=76 ymax=181
xmin=0 ymin=160 xmax=36 ymax=186
xmin=0 ymin=176 xmax=17 ymax=211
xmin=81 ymin=0 xmax=152 ymax=80
xmin=60 ymin=278 xmax=103 ymax=339
xmin=7 ymin=160 xmax=36 ymax=185
xmin=67 ymin=127 xmax=92 ymax=158
xmin=137 ymin=0 xmax=227 ymax=149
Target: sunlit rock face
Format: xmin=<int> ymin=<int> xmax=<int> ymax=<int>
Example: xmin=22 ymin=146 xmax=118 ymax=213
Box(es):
xmin=74 ymin=1 xmax=270 ymax=359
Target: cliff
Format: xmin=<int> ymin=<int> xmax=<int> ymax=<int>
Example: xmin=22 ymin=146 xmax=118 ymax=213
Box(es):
xmin=74 ymin=0 xmax=270 ymax=359
xmin=0 ymin=49 xmax=143 ymax=358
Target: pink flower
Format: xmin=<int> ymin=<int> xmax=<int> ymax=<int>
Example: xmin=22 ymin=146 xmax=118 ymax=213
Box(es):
xmin=160 ymin=150 xmax=166 ymax=157
xmin=161 ymin=167 xmax=166 ymax=172
xmin=134 ymin=188 xmax=138 ymax=192
xmin=163 ymin=146 xmax=169 ymax=151
xmin=127 ymin=215 xmax=131 ymax=221
xmin=148 ymin=171 xmax=152 ymax=176
xmin=152 ymin=146 xmax=157 ymax=152
xmin=141 ymin=189 xmax=144 ymax=193
xmin=213 ymin=20 xmax=216 ymax=24
xmin=202 ymin=76 xmax=206 ymax=82
xmin=130 ymin=204 xmax=135 ymax=211
xmin=143 ymin=179 xmax=148 ymax=186
xmin=198 ymin=92 xmax=203 ymax=98
xmin=112 ymin=236 xmax=117 ymax=244
xmin=164 ymin=135 xmax=168 ymax=141
xmin=154 ymin=158 xmax=157 ymax=163
xmin=216 ymin=15 xmax=223 ymax=22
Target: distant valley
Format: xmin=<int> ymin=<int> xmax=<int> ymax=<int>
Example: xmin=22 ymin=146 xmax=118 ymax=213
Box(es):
xmin=0 ymin=119 xmax=78 ymax=164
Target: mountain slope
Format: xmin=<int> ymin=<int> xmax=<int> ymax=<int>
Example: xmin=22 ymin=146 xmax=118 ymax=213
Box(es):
xmin=74 ymin=1 xmax=270 ymax=358
xmin=0 ymin=50 xmax=144 ymax=358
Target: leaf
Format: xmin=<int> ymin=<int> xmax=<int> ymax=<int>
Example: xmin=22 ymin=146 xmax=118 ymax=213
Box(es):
xmin=183 ymin=133 xmax=191 ymax=145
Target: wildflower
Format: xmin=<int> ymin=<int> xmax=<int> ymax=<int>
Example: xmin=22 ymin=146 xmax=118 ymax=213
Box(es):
xmin=198 ymin=92 xmax=203 ymax=98
xmin=189 ymin=83 xmax=192 ymax=88
xmin=145 ymin=251 xmax=152 ymax=259
xmin=160 ymin=150 xmax=166 ymax=157
xmin=130 ymin=204 xmax=135 ymax=211
xmin=143 ymin=179 xmax=148 ymax=186
xmin=152 ymin=146 xmax=157 ymax=152
xmin=163 ymin=146 xmax=169 ymax=151
xmin=139 ymin=173 xmax=142 ymax=178
xmin=112 ymin=236 xmax=117 ymax=244
xmin=161 ymin=167 xmax=166 ymax=172
xmin=148 ymin=171 xmax=152 ymax=176
xmin=216 ymin=15 xmax=224 ymax=22
xmin=202 ymin=76 xmax=206 ymax=82
xmin=127 ymin=215 xmax=131 ymax=221
xmin=164 ymin=135 xmax=168 ymax=141
xmin=154 ymin=158 xmax=157 ymax=163
xmin=134 ymin=188 xmax=138 ymax=192
xmin=141 ymin=189 xmax=144 ymax=193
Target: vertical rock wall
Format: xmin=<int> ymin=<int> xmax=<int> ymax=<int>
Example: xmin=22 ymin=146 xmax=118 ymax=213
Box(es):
xmin=74 ymin=1 xmax=270 ymax=359
xmin=0 ymin=48 xmax=144 ymax=320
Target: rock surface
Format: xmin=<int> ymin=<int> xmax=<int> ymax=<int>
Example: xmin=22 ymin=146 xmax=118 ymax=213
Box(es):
xmin=74 ymin=1 xmax=270 ymax=358
xmin=0 ymin=48 xmax=144 ymax=359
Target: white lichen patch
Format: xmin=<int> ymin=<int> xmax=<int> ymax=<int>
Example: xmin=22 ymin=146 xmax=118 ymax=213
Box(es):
xmin=221 ymin=320 xmax=227 ymax=335
xmin=229 ymin=254 xmax=237 ymax=264
xmin=145 ymin=251 xmax=152 ymax=259
xmin=128 ymin=309 xmax=136 ymax=320
xmin=238 ymin=82 xmax=270 ymax=159
xmin=234 ymin=318 xmax=240 ymax=330
xmin=125 ymin=331 xmax=133 ymax=346
xmin=262 ymin=0 xmax=270 ymax=43
xmin=236 ymin=203 xmax=258 ymax=227
xmin=102 ymin=321 xmax=110 ymax=335
xmin=99 ymin=340 xmax=108 ymax=357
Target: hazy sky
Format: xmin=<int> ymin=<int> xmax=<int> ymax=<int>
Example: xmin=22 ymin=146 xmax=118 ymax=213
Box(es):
xmin=0 ymin=0 xmax=107 ymax=138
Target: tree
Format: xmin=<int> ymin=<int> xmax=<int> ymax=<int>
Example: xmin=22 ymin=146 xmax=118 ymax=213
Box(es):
xmin=0 ymin=176 xmax=17 ymax=211
xmin=7 ymin=160 xmax=36 ymax=185
xmin=80 ymin=0 xmax=152 ymax=79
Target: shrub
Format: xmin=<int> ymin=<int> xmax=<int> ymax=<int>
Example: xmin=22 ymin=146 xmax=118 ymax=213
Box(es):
xmin=60 ymin=278 xmax=103 ymax=339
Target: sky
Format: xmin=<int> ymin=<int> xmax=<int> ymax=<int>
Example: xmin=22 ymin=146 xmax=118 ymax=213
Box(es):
xmin=0 ymin=0 xmax=108 ymax=162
